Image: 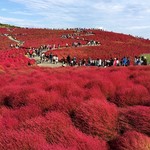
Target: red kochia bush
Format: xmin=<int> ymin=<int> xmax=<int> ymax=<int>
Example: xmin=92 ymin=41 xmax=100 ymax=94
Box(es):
xmin=114 ymin=83 xmax=150 ymax=107
xmin=0 ymin=131 xmax=78 ymax=150
xmin=12 ymin=105 xmax=42 ymax=122
xmin=0 ymin=85 xmax=31 ymax=108
xmin=0 ymin=130 xmax=55 ymax=150
xmin=130 ymin=69 xmax=150 ymax=94
xmin=83 ymin=78 xmax=116 ymax=100
xmin=28 ymin=90 xmax=59 ymax=112
xmin=0 ymin=107 xmax=19 ymax=130
xmin=0 ymin=105 xmax=41 ymax=131
xmin=20 ymin=111 xmax=108 ymax=150
xmin=73 ymin=99 xmax=118 ymax=141
xmin=109 ymin=131 xmax=150 ymax=150
xmin=119 ymin=106 xmax=150 ymax=136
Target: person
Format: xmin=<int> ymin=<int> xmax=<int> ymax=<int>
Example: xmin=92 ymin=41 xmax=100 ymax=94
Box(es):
xmin=55 ymin=55 xmax=59 ymax=64
xmin=137 ymin=57 xmax=141 ymax=65
xmin=122 ymin=57 xmax=127 ymax=66
xmin=49 ymin=53 xmax=53 ymax=63
xmin=82 ymin=58 xmax=86 ymax=66
xmin=141 ymin=56 xmax=144 ymax=65
xmin=10 ymin=44 xmax=13 ymax=48
xmin=52 ymin=55 xmax=57 ymax=64
xmin=109 ymin=58 xmax=114 ymax=66
xmin=97 ymin=58 xmax=102 ymax=67
xmin=70 ymin=59 xmax=74 ymax=66
xmin=116 ymin=58 xmax=120 ymax=66
xmin=78 ymin=60 xmax=82 ymax=66
xmin=66 ymin=43 xmax=69 ymax=47
xmin=29 ymin=49 xmax=33 ymax=58
xmin=73 ymin=57 xmax=77 ymax=66
xmin=87 ymin=57 xmax=91 ymax=66
xmin=113 ymin=58 xmax=117 ymax=66
xmin=134 ymin=56 xmax=138 ymax=65
xmin=126 ymin=57 xmax=130 ymax=66
xmin=67 ymin=55 xmax=71 ymax=65
xmin=40 ymin=52 xmax=45 ymax=62
xmin=143 ymin=56 xmax=147 ymax=65
xmin=62 ymin=57 xmax=67 ymax=67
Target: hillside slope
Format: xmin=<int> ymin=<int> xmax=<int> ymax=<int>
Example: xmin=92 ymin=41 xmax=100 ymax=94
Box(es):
xmin=0 ymin=27 xmax=150 ymax=64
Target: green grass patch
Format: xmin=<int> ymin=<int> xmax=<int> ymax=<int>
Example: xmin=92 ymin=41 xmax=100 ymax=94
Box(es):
xmin=0 ymin=23 xmax=19 ymax=28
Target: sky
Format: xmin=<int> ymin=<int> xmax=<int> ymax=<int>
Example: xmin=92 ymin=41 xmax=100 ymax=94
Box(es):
xmin=0 ymin=0 xmax=150 ymax=39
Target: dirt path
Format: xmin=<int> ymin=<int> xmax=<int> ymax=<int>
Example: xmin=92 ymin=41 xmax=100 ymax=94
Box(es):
xmin=4 ymin=32 xmax=24 ymax=46
xmin=7 ymin=35 xmax=20 ymax=43
xmin=37 ymin=62 xmax=63 ymax=68
xmin=8 ymin=35 xmax=24 ymax=46
xmin=33 ymin=56 xmax=64 ymax=68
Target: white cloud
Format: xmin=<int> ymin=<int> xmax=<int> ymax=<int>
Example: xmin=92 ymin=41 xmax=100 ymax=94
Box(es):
xmin=127 ymin=26 xmax=150 ymax=30
xmin=0 ymin=16 xmax=25 ymax=23
xmin=93 ymin=2 xmax=124 ymax=13
xmin=1 ymin=8 xmax=7 ymax=11
xmin=10 ymin=0 xmax=76 ymax=10
xmin=2 ymin=0 xmax=149 ymax=38
xmin=11 ymin=11 xmax=33 ymax=16
xmin=0 ymin=16 xmax=40 ymax=27
xmin=9 ymin=0 xmax=79 ymax=24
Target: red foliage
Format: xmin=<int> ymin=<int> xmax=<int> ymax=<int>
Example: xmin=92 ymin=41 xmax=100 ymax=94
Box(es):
xmin=108 ymin=67 xmax=129 ymax=86
xmin=0 ymin=85 xmax=32 ymax=108
xmin=83 ymin=78 xmax=116 ymax=100
xmin=119 ymin=106 xmax=150 ymax=136
xmin=0 ymin=130 xmax=52 ymax=150
xmin=107 ymin=66 xmax=150 ymax=107
xmin=0 ymin=107 xmax=19 ymax=130
xmin=0 ymin=58 xmax=149 ymax=149
xmin=20 ymin=111 xmax=108 ymax=150
xmin=114 ymin=83 xmax=150 ymax=107
xmin=109 ymin=131 xmax=150 ymax=150
xmin=73 ymin=99 xmax=118 ymax=141
xmin=13 ymin=105 xmax=42 ymax=122
xmin=1 ymin=26 xmax=150 ymax=149
xmin=128 ymin=67 xmax=150 ymax=93
xmin=28 ymin=90 xmax=59 ymax=112
xmin=0 ymin=49 xmax=35 ymax=68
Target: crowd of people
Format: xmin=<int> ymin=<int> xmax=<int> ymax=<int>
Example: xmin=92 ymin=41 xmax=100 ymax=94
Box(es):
xmin=26 ymin=49 xmax=148 ymax=67
xmin=61 ymin=55 xmax=131 ymax=67
xmin=62 ymin=55 xmax=148 ymax=67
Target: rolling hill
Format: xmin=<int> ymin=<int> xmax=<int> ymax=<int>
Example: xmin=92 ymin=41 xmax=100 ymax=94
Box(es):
xmin=0 ymin=25 xmax=150 ymax=150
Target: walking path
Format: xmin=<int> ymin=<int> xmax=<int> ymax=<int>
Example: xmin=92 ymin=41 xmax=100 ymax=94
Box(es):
xmin=38 ymin=62 xmax=63 ymax=68
xmin=4 ymin=34 xmax=67 ymax=68
xmin=4 ymin=30 xmax=101 ymax=68
xmin=33 ymin=56 xmax=63 ymax=68
xmin=7 ymin=35 xmax=20 ymax=43
xmin=4 ymin=29 xmax=24 ymax=47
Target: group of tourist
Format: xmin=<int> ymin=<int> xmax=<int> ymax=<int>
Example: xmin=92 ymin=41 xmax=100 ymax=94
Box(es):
xmin=61 ymin=55 xmax=131 ymax=67
xmin=41 ymin=52 xmax=59 ymax=64
xmin=31 ymin=51 xmax=148 ymax=67
xmin=63 ymin=55 xmax=148 ymax=67
xmin=134 ymin=56 xmax=147 ymax=65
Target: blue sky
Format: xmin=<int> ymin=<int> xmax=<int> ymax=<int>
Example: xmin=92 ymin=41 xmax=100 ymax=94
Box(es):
xmin=0 ymin=0 xmax=150 ymax=39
